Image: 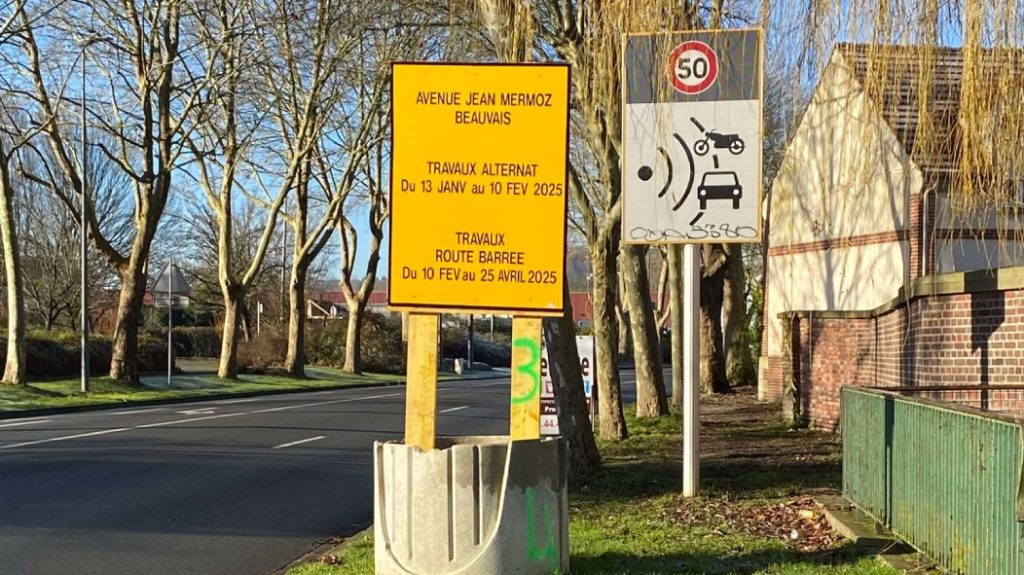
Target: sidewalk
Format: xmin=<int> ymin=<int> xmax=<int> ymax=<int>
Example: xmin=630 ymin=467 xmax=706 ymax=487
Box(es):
xmin=291 ymin=390 xmax=896 ymax=575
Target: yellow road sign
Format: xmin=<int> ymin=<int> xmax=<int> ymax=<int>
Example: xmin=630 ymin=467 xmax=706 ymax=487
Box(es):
xmin=388 ymin=63 xmax=570 ymax=315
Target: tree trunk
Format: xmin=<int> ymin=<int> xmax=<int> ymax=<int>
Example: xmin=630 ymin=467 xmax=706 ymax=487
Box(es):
xmin=591 ymin=232 xmax=627 ymax=440
xmin=218 ymin=287 xmax=243 ymax=379
xmin=0 ymin=156 xmax=25 ymax=385
xmin=544 ymin=280 xmax=601 ymax=483
xmin=667 ymin=245 xmax=684 ymax=412
xmin=723 ymin=244 xmax=754 ymax=386
xmin=614 ymin=274 xmax=630 ymax=356
xmin=109 ymin=261 xmax=146 ymax=385
xmin=343 ymin=300 xmax=366 ymax=374
xmin=621 ymin=244 xmax=669 ymax=417
xmin=284 ymin=261 xmax=307 ymax=378
xmin=240 ymin=304 xmax=252 ymax=342
xmin=700 ymin=245 xmax=731 ymax=394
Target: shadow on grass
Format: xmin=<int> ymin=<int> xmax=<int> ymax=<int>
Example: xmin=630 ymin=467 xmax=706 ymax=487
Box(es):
xmin=582 ymin=457 xmax=840 ymax=503
xmin=702 ymin=459 xmax=841 ymax=498
xmin=572 ymin=544 xmax=875 ymax=575
xmin=584 ymin=459 xmax=682 ymax=500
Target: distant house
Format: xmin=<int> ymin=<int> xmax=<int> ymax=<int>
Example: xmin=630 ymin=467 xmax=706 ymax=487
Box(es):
xmin=760 ymin=44 xmax=1024 ymax=399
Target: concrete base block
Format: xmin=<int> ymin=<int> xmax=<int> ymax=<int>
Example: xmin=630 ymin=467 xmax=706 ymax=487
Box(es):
xmin=374 ymin=436 xmax=569 ymax=575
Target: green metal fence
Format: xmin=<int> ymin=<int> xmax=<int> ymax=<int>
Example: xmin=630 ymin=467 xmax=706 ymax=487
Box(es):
xmin=842 ymin=387 xmax=1024 ymax=575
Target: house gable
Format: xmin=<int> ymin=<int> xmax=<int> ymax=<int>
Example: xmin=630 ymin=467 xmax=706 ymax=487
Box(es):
xmin=762 ymin=48 xmax=923 ymax=366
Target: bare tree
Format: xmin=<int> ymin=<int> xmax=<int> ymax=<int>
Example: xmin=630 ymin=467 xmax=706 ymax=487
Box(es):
xmin=183 ymin=0 xmax=301 ymax=378
xmin=622 ymin=245 xmax=669 ymax=416
xmin=723 ymin=243 xmax=755 ymax=386
xmin=15 ymin=140 xmax=133 ymax=333
xmin=17 ymin=0 xmax=219 ymax=384
xmin=529 ymin=1 xmax=703 ymax=439
xmin=251 ymin=0 xmax=380 ymax=378
xmin=0 ymin=129 xmax=27 ymax=384
xmin=18 ymin=176 xmax=80 ymax=330
xmin=185 ymin=199 xmax=285 ymax=336
xmin=334 ymin=6 xmax=440 ymax=374
xmin=335 ymin=124 xmax=388 ymax=375
xmin=700 ymin=244 xmax=730 ymax=393
xmin=0 ymin=0 xmax=39 ymax=384
xmin=476 ymin=0 xmax=600 ymax=477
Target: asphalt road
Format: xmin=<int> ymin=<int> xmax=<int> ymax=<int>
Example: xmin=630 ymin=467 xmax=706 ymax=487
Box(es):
xmin=0 ymin=378 xmax=516 ymax=575
xmin=0 ymin=369 xmax=655 ymax=575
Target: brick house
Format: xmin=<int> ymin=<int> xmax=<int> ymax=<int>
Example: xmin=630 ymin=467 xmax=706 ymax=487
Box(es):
xmin=759 ymin=43 xmax=1024 ymax=411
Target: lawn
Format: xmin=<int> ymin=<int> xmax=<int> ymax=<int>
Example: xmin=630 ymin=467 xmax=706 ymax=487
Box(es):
xmin=290 ymin=391 xmax=895 ymax=575
xmin=0 ymin=368 xmax=405 ymax=412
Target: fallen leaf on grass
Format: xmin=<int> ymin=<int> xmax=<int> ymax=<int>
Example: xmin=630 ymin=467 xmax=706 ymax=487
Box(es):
xmin=675 ymin=496 xmax=840 ymax=552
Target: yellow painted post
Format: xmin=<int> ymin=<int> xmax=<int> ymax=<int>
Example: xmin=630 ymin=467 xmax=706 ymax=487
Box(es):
xmin=405 ymin=312 xmax=439 ymax=451
xmin=510 ymin=317 xmax=543 ymax=441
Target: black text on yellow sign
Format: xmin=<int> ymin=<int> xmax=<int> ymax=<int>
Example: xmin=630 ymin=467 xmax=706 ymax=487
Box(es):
xmin=388 ymin=63 xmax=570 ymax=315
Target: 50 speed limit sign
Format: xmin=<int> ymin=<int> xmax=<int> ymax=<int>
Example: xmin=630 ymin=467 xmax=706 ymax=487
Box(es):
xmin=669 ymin=40 xmax=719 ymax=94
xmin=623 ymin=29 xmax=762 ymax=245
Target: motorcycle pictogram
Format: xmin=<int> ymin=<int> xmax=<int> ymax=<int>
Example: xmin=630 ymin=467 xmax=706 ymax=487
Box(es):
xmin=690 ymin=117 xmax=745 ymax=156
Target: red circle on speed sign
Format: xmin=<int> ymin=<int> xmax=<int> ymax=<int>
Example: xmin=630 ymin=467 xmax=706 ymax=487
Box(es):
xmin=668 ymin=41 xmax=719 ymax=95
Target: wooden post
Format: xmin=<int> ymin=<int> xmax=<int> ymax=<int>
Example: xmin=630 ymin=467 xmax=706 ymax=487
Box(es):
xmin=405 ymin=312 xmax=439 ymax=451
xmin=510 ymin=317 xmax=543 ymax=440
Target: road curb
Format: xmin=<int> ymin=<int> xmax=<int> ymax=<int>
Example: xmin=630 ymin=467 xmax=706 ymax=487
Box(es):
xmin=0 ymin=380 xmax=406 ymax=421
xmin=275 ymin=524 xmax=374 ymax=575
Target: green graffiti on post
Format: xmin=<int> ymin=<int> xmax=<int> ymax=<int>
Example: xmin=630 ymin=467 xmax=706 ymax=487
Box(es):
xmin=525 ymin=486 xmax=557 ymax=571
xmin=511 ymin=337 xmax=541 ymax=405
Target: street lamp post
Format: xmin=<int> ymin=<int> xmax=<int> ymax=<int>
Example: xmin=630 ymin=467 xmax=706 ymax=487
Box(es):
xmin=77 ymin=34 xmax=108 ymax=393
xmin=79 ymin=40 xmax=91 ymax=394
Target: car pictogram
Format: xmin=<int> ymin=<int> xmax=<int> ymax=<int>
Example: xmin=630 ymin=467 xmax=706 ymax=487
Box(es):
xmin=697 ymin=171 xmax=742 ymax=210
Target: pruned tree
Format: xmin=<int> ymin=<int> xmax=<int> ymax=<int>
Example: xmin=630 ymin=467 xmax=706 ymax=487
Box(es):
xmin=530 ymin=1 xmax=702 ymax=439
xmin=622 ymin=245 xmax=669 ymax=416
xmin=0 ymin=124 xmax=28 ymax=384
xmin=700 ymin=244 xmax=730 ymax=393
xmin=259 ymin=0 xmax=384 ymax=378
xmin=183 ymin=0 xmax=300 ymax=379
xmin=334 ymin=106 xmax=389 ymax=375
xmin=475 ymin=0 xmax=601 ymax=478
xmin=0 ymin=0 xmax=40 ymax=384
xmin=18 ymin=0 xmax=217 ymax=384
xmin=723 ymin=243 xmax=755 ymax=386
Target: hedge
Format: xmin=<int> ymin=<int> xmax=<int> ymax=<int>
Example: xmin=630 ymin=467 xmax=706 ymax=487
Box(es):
xmin=3 ymin=331 xmax=168 ymax=379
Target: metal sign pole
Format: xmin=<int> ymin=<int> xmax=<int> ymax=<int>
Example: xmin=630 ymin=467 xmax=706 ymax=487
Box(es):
xmin=682 ymin=244 xmax=701 ymax=497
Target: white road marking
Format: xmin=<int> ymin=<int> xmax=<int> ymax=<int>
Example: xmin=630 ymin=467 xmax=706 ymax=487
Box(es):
xmin=213 ymin=397 xmax=264 ymax=404
xmin=0 ymin=391 xmax=402 ymax=451
xmin=0 ymin=419 xmax=51 ymax=428
xmin=108 ymin=409 xmax=162 ymax=416
xmin=440 ymin=405 xmax=469 ymax=414
xmin=249 ymin=393 xmax=401 ymax=414
xmin=0 ymin=428 xmax=130 ymax=450
xmin=272 ymin=435 xmax=325 ymax=450
xmin=176 ymin=408 xmax=216 ymax=415
xmin=135 ymin=412 xmax=246 ymax=429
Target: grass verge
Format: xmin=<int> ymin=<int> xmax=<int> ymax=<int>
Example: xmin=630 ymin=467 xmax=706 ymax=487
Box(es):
xmin=289 ymin=391 xmax=895 ymax=575
xmin=0 ymin=369 xmax=405 ymax=412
